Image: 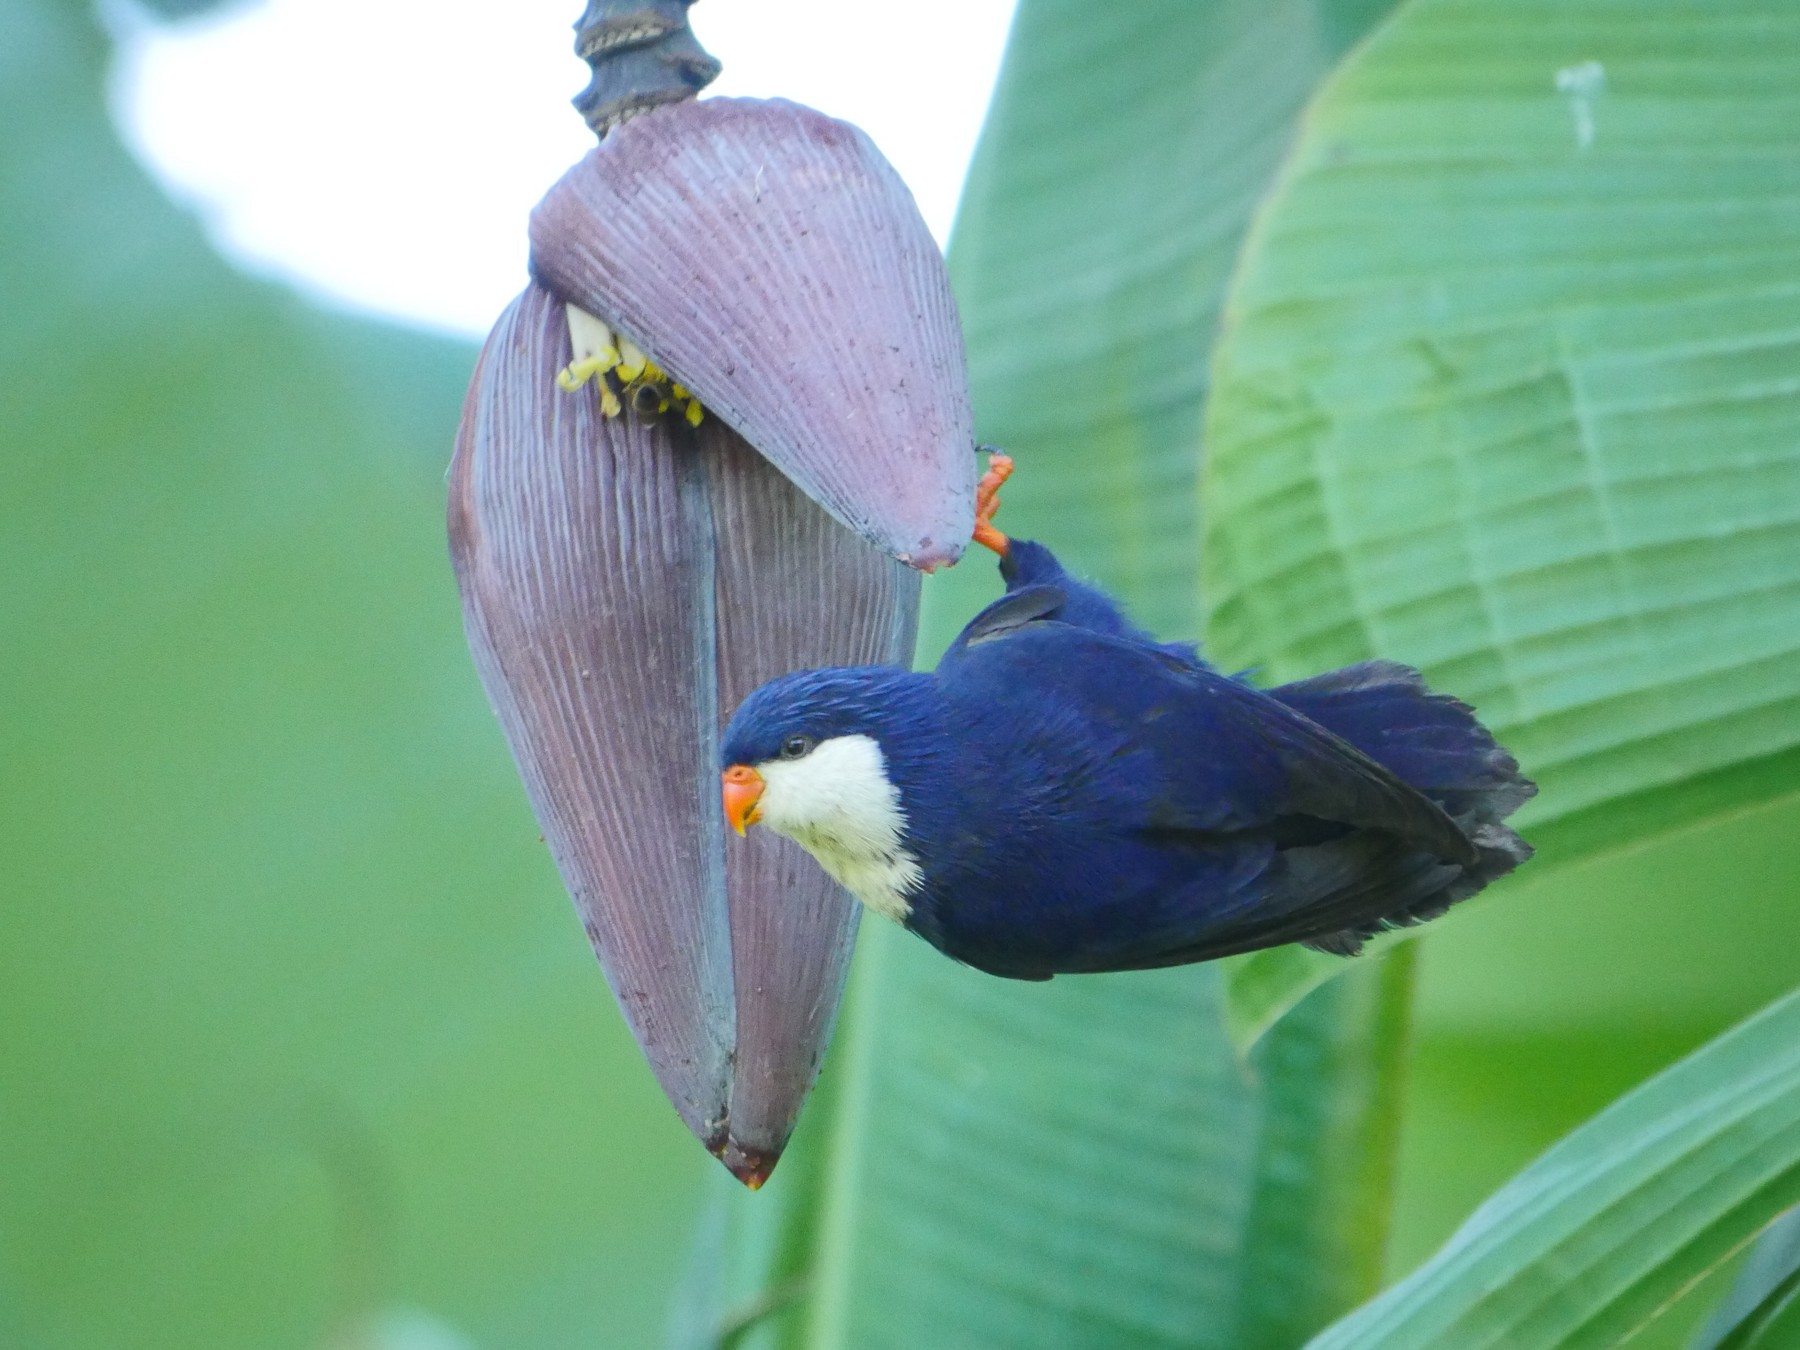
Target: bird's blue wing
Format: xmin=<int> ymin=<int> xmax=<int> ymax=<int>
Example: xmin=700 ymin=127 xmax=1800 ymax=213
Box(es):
xmin=938 ymin=620 xmax=1473 ymax=861
xmin=952 ymin=583 xmax=1067 ymax=649
xmin=993 ymin=539 xmax=1204 ymax=661
xmin=1058 ymin=835 xmax=1465 ymax=973
xmin=922 ymin=588 xmax=1530 ymax=976
xmin=1271 ymin=661 xmax=1533 ymax=819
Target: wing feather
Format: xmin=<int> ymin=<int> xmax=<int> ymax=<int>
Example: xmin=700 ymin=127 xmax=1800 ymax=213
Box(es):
xmin=940 ymin=620 xmax=1475 ymax=864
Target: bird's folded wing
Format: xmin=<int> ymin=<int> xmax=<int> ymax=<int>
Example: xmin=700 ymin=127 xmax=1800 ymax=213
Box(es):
xmin=1204 ymin=674 xmax=1479 ymax=865
xmin=951 ymin=583 xmax=1067 ymax=649
xmin=942 ymin=621 xmax=1476 ymax=864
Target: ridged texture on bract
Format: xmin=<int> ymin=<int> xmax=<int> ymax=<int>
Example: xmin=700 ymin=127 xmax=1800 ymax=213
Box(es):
xmin=449 ymin=283 xmax=918 ymax=1177
xmin=530 ymin=96 xmax=976 ymax=570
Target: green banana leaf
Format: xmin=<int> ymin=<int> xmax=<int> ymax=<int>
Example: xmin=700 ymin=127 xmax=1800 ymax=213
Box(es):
xmin=668 ymin=1069 xmax=841 ymax=1350
xmin=683 ymin=3 xmax=1416 ymax=1345
xmin=1691 ymin=1209 xmax=1800 ymax=1350
xmin=1204 ymin=0 xmax=1800 ymax=857
xmin=925 ymin=0 xmax=1402 ymax=649
xmin=1203 ymin=0 xmax=1800 ymax=1049
xmin=1708 ymin=1287 xmax=1800 ymax=1350
xmin=1309 ymin=989 xmax=1800 ymax=1350
xmin=796 ymin=941 xmax=1414 ymax=1349
xmin=1 ymin=4 xmax=703 ymax=1345
xmin=1719 ymin=1300 xmax=1800 ymax=1350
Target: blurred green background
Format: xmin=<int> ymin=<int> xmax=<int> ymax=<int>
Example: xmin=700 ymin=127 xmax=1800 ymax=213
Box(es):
xmin=4 ymin=1 xmax=1798 ymax=1347
xmin=3 ymin=2 xmax=703 ymax=1345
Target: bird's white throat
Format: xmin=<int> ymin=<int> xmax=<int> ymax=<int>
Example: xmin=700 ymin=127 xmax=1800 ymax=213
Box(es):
xmin=755 ymin=733 xmax=923 ymax=924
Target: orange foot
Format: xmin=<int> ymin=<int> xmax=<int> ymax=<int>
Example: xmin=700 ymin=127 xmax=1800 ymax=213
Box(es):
xmin=972 ymin=449 xmax=1014 ymax=556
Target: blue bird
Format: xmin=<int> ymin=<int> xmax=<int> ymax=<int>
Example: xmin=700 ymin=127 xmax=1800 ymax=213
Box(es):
xmin=719 ymin=455 xmax=1534 ymax=980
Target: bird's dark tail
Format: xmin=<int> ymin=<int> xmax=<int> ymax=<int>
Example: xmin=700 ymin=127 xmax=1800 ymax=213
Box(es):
xmin=1270 ymin=660 xmax=1535 ymax=953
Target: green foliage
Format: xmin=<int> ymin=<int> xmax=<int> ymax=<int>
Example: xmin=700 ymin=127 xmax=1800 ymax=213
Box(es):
xmin=690 ymin=946 xmax=1414 ymax=1350
xmin=1204 ymin=0 xmax=1800 ymax=861
xmin=926 ymin=0 xmax=1404 ymax=645
xmin=799 ymin=941 xmax=1412 ymax=1348
xmin=1205 ymin=0 xmax=1800 ymax=1045
xmin=1 ymin=3 xmax=701 ymax=1345
xmin=1695 ymin=1211 xmax=1800 ymax=1350
xmin=1219 ymin=943 xmax=1346 ymax=1053
xmin=1311 ymin=991 xmax=1800 ymax=1348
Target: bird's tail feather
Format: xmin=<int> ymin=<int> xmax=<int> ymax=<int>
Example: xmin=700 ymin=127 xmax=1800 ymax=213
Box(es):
xmin=1271 ymin=660 xmax=1536 ymax=953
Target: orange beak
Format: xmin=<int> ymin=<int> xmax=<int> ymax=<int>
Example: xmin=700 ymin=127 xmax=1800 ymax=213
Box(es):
xmin=721 ymin=764 xmax=765 ymax=836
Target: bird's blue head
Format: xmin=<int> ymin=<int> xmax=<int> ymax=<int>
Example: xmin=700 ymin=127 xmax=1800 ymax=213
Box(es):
xmin=719 ymin=666 xmax=943 ymax=924
xmin=721 ymin=666 xmax=931 ymax=771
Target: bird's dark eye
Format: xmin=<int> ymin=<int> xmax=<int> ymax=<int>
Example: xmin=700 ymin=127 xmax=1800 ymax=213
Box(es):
xmin=779 ymin=735 xmax=814 ymax=761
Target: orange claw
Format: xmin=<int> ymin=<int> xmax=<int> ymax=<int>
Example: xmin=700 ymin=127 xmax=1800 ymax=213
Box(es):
xmin=972 ymin=450 xmax=1014 ymax=557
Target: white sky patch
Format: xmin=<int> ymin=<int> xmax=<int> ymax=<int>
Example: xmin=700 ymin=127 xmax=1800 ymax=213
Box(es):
xmin=105 ymin=0 xmax=1017 ymax=338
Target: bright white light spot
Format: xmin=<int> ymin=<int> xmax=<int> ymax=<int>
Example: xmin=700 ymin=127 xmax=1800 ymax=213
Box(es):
xmin=1555 ymin=59 xmax=1605 ymax=151
xmin=106 ymin=0 xmax=1017 ymax=338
